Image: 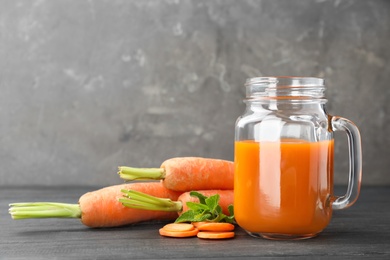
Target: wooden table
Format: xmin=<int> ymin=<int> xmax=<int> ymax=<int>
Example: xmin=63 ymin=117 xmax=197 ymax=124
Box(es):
xmin=1 ymin=186 xmax=389 ymax=259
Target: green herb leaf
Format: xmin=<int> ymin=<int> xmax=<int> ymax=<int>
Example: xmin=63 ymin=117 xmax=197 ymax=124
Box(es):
xmin=205 ymin=194 xmax=220 ymax=213
xmin=175 ymin=210 xmax=195 ymax=223
xmin=228 ymin=204 xmax=234 ymax=217
xmin=193 ymin=212 xmax=211 ymax=222
xmin=189 ymin=191 xmax=208 ymax=204
xmin=174 ymin=191 xmax=235 ymax=224
xmin=186 ymin=202 xmax=209 ymax=212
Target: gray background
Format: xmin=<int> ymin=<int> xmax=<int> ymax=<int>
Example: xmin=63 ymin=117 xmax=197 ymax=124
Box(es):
xmin=0 ymin=0 xmax=389 ymax=187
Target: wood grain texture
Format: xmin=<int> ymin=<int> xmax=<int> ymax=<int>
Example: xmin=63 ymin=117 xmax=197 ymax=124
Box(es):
xmin=1 ymin=186 xmax=389 ymax=259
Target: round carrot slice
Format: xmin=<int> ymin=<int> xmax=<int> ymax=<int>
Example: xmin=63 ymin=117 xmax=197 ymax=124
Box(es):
xmin=162 ymin=223 xmax=195 ymax=232
xmin=196 ymin=222 xmax=235 ymax=232
xmin=192 ymin=221 xmax=209 ymax=228
xmin=197 ymin=231 xmax=235 ymax=239
xmin=159 ymin=227 xmax=199 ymax=238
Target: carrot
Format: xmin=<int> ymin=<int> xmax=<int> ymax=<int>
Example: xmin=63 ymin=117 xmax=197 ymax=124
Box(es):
xmin=159 ymin=222 xmax=235 ymax=239
xmin=118 ymin=157 xmax=234 ymax=192
xmin=161 ymin=223 xmax=195 ymax=232
xmin=197 ymin=231 xmax=235 ymax=239
xmin=120 ymin=189 xmax=234 ymax=217
xmin=159 ymin=227 xmax=199 ymax=238
xmin=192 ymin=221 xmax=209 ymax=228
xmin=196 ymin=222 xmax=235 ymax=232
xmin=9 ymin=182 xmax=182 ymax=228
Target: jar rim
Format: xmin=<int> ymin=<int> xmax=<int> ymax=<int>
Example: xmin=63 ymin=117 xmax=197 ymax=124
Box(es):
xmin=245 ymin=76 xmax=324 ymax=87
xmin=245 ymin=76 xmax=326 ymax=101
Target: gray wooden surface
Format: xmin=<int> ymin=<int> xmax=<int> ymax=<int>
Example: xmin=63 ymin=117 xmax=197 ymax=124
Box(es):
xmin=1 ymin=186 xmax=389 ymax=259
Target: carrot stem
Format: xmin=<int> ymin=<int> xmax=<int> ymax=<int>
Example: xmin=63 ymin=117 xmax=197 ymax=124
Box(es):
xmin=118 ymin=166 xmax=166 ymax=181
xmin=9 ymin=202 xmax=81 ymax=219
xmin=119 ymin=189 xmax=182 ymax=212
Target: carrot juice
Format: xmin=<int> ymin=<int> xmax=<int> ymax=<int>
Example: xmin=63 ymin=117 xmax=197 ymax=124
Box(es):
xmin=234 ymin=139 xmax=334 ymax=239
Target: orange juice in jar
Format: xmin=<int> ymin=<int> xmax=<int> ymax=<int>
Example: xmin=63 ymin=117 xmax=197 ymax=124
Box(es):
xmin=234 ymin=77 xmax=362 ymax=240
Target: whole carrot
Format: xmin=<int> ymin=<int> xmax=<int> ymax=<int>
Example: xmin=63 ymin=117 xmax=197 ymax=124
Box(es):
xmin=118 ymin=157 xmax=234 ymax=192
xmin=119 ymin=189 xmax=234 ymax=217
xmin=9 ymin=182 xmax=181 ymax=228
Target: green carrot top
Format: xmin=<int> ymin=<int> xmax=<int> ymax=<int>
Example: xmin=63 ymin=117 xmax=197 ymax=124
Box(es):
xmin=118 ymin=166 xmax=165 ymax=181
xmin=9 ymin=202 xmax=81 ymax=219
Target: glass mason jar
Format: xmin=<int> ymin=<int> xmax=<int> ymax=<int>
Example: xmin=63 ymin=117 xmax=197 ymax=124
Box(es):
xmin=234 ymin=77 xmax=362 ymax=240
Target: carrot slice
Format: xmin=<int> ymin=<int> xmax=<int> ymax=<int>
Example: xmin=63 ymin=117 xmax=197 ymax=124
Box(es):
xmin=159 ymin=227 xmax=199 ymax=238
xmin=162 ymin=223 xmax=195 ymax=232
xmin=197 ymin=231 xmax=235 ymax=239
xmin=196 ymin=222 xmax=235 ymax=232
xmin=192 ymin=221 xmax=209 ymax=228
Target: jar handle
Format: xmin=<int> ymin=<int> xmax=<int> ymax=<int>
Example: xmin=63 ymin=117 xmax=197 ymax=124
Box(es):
xmin=330 ymin=116 xmax=363 ymax=210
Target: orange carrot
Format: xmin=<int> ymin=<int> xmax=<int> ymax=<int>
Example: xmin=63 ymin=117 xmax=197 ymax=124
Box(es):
xmin=197 ymin=231 xmax=235 ymax=239
xmin=161 ymin=223 xmax=195 ymax=232
xmin=192 ymin=221 xmax=209 ymax=228
xmin=196 ymin=222 xmax=235 ymax=232
xmin=118 ymin=157 xmax=234 ymax=192
xmin=159 ymin=222 xmax=235 ymax=239
xmin=120 ymin=189 xmax=234 ymax=217
xmin=9 ymin=182 xmax=182 ymax=228
xmin=159 ymin=227 xmax=199 ymax=238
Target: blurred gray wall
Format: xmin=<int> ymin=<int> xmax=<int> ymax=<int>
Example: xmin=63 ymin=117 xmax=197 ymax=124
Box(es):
xmin=0 ymin=0 xmax=389 ymax=187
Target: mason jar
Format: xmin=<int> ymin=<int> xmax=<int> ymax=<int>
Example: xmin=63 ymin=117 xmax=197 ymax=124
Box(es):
xmin=234 ymin=76 xmax=362 ymax=240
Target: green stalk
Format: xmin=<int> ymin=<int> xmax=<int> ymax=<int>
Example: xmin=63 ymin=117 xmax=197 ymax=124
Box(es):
xmin=119 ymin=189 xmax=182 ymax=212
xmin=118 ymin=166 xmax=166 ymax=181
xmin=9 ymin=202 xmax=81 ymax=220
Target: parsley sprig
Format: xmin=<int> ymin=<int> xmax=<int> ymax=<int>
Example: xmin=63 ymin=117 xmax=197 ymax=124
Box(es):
xmin=174 ymin=191 xmax=235 ymax=223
